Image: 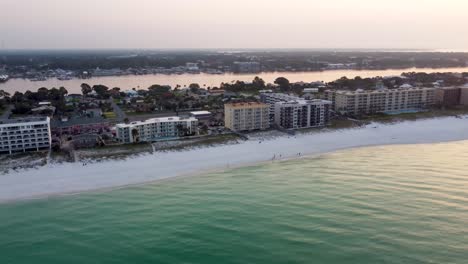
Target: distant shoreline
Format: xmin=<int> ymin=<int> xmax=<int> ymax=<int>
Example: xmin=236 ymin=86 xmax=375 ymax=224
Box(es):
xmin=3 ymin=66 xmax=468 ymax=93
xmin=5 ymin=64 xmax=468 ymax=81
xmin=1 ymin=115 xmax=468 ymax=203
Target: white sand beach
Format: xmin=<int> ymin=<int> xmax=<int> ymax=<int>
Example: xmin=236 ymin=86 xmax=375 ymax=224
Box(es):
xmin=1 ymin=116 xmax=468 ymax=202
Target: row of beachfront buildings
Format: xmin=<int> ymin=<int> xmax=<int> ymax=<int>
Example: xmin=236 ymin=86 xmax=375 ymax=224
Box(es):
xmin=325 ymin=86 xmax=468 ymax=115
xmin=2 ymin=86 xmax=468 ymax=153
xmin=223 ymin=86 xmax=468 ymax=132
xmin=224 ymin=93 xmax=332 ymax=131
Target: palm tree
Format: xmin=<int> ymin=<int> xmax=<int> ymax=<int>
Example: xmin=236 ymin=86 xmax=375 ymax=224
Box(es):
xmin=131 ymin=128 xmax=139 ymax=143
xmin=176 ymin=124 xmax=184 ymax=137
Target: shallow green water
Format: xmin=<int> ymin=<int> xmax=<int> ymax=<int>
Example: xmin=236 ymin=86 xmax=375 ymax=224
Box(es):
xmin=1 ymin=141 xmax=468 ymax=264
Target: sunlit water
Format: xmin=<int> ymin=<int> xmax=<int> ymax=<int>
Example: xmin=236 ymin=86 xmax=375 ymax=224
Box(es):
xmin=1 ymin=141 xmax=468 ymax=264
xmin=2 ymin=67 xmax=468 ymax=93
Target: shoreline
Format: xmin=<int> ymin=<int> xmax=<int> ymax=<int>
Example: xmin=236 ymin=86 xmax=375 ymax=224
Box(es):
xmin=3 ymin=66 xmax=468 ymax=93
xmin=1 ymin=115 xmax=468 ymax=203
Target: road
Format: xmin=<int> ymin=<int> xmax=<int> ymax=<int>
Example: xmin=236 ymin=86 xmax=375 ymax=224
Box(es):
xmin=109 ymin=100 xmax=126 ymax=122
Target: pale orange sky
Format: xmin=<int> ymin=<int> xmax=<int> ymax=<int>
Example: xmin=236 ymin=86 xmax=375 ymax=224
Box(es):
xmin=1 ymin=0 xmax=468 ymax=49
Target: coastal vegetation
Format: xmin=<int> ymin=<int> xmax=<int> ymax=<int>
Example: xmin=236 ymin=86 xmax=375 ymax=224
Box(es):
xmin=2 ymin=50 xmax=468 ymax=75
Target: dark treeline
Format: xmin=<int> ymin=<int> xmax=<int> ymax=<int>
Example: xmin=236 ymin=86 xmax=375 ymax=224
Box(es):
xmin=1 ymin=50 xmax=468 ymax=72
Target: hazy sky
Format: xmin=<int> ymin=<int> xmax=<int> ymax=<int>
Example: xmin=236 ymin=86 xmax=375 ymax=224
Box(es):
xmin=2 ymin=0 xmax=468 ymax=50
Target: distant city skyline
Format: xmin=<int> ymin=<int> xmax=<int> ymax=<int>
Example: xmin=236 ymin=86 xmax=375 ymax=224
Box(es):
xmin=2 ymin=0 xmax=468 ymax=50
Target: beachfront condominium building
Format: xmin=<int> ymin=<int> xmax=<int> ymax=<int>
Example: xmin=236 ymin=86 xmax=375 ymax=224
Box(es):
xmin=327 ymin=87 xmax=436 ymax=115
xmin=115 ymin=116 xmax=199 ymax=143
xmin=461 ymin=87 xmax=468 ymax=106
xmin=435 ymin=87 xmax=462 ymax=107
xmin=260 ymin=92 xmax=332 ymax=128
xmin=224 ymin=102 xmax=270 ymax=131
xmin=260 ymin=92 xmax=301 ymax=122
xmin=0 ymin=117 xmax=52 ymax=154
xmin=274 ymin=99 xmax=332 ymax=129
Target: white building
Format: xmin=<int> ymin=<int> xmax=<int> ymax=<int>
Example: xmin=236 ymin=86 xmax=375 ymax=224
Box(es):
xmin=185 ymin=63 xmax=200 ymax=72
xmin=115 ymin=116 xmax=198 ymax=143
xmin=274 ymin=99 xmax=332 ymax=129
xmin=190 ymin=111 xmax=212 ymax=120
xmin=0 ymin=117 xmax=52 ymax=154
xmin=260 ymin=92 xmax=301 ymax=121
xmin=303 ymin=88 xmax=319 ymax=93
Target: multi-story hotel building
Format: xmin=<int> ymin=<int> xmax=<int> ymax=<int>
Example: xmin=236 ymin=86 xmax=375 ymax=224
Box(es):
xmin=115 ymin=116 xmax=198 ymax=143
xmin=274 ymin=99 xmax=332 ymax=129
xmin=224 ymin=102 xmax=270 ymax=131
xmin=460 ymin=87 xmax=468 ymax=106
xmin=327 ymin=87 xmax=436 ymax=115
xmin=0 ymin=117 xmax=52 ymax=154
xmin=435 ymin=87 xmax=462 ymax=107
xmin=260 ymin=92 xmax=300 ymax=122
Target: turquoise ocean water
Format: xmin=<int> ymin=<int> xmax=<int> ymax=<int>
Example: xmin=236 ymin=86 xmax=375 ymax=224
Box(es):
xmin=1 ymin=141 xmax=468 ymax=264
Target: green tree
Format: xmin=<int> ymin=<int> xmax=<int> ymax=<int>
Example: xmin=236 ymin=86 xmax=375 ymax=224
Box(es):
xmin=59 ymin=87 xmax=68 ymax=96
xmin=274 ymin=77 xmax=290 ymax=91
xmin=131 ymin=128 xmax=139 ymax=143
xmin=148 ymin=84 xmax=171 ymax=97
xmin=189 ymin=83 xmax=200 ymax=93
xmin=253 ymin=76 xmax=266 ymax=89
xmin=81 ymin=83 xmax=92 ymax=95
xmin=12 ymin=92 xmax=24 ymax=103
xmin=92 ymin=85 xmax=110 ymax=99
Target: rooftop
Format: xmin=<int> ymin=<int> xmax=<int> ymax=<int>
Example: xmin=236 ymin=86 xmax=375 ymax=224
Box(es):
xmin=276 ymin=99 xmax=332 ymax=106
xmin=225 ymin=102 xmax=269 ymax=108
xmin=333 ymin=87 xmax=436 ymax=95
xmin=190 ymin=111 xmax=212 ymax=115
xmin=51 ymin=116 xmax=109 ymax=128
xmin=0 ymin=117 xmax=49 ymax=125
xmin=116 ymin=116 xmax=198 ymax=128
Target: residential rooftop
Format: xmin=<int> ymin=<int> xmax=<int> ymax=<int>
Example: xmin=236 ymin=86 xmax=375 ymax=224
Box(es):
xmin=50 ymin=116 xmax=109 ymax=128
xmin=328 ymin=87 xmax=437 ymax=95
xmin=275 ymin=99 xmax=332 ymax=106
xmin=190 ymin=111 xmax=212 ymax=115
xmin=0 ymin=117 xmax=49 ymax=125
xmin=225 ymin=102 xmax=269 ymax=108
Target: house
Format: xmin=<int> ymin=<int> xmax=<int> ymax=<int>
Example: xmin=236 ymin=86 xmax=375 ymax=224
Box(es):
xmin=85 ymin=108 xmax=103 ymax=118
xmin=51 ymin=116 xmax=111 ymax=135
xmin=125 ymin=90 xmax=139 ymax=98
xmin=31 ymin=105 xmax=56 ymax=116
xmin=190 ymin=111 xmax=212 ymax=124
xmin=209 ymin=89 xmax=225 ymax=96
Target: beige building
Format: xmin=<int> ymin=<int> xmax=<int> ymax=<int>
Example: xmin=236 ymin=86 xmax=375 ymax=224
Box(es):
xmin=224 ymin=102 xmax=270 ymax=131
xmin=329 ymin=88 xmax=436 ymax=115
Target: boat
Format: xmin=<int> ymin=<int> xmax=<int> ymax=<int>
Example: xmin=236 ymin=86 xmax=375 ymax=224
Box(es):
xmin=0 ymin=75 xmax=9 ymax=82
